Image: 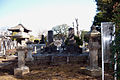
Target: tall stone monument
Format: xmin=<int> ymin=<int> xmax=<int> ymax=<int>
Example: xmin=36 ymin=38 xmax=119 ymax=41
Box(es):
xmin=85 ymin=25 xmax=101 ymax=77
xmin=48 ymin=30 xmax=53 ymax=45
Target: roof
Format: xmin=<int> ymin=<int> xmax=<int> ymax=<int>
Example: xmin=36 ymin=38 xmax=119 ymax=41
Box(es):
xmin=8 ymin=24 xmax=32 ymax=32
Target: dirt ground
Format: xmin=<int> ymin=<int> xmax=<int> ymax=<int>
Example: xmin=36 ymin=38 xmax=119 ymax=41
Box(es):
xmin=0 ymin=58 xmax=113 ymax=80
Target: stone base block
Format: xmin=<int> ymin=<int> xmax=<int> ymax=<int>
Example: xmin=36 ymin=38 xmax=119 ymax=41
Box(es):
xmin=25 ymin=57 xmax=34 ymax=61
xmin=14 ymin=66 xmax=29 ymax=77
xmin=84 ymin=67 xmax=102 ymax=77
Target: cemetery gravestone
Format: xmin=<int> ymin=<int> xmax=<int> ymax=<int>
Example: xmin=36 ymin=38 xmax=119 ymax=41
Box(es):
xmin=48 ymin=30 xmax=53 ymax=45
xmin=40 ymin=35 xmax=45 ymax=44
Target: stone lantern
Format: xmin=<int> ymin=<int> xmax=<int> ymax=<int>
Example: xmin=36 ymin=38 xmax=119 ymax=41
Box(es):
xmin=85 ymin=25 xmax=101 ymax=77
xmin=89 ymin=25 xmax=100 ymax=69
xmin=13 ymin=31 xmax=30 ymax=77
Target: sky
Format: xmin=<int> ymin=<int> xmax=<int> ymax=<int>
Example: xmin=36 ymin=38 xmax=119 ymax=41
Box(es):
xmin=0 ymin=0 xmax=97 ymax=36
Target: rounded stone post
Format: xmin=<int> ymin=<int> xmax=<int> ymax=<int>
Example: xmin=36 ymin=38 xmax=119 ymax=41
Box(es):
xmin=89 ymin=42 xmax=100 ymax=69
xmin=17 ymin=46 xmax=26 ymax=68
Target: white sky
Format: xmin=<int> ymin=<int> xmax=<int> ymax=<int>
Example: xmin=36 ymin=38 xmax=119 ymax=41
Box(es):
xmin=0 ymin=0 xmax=97 ymax=36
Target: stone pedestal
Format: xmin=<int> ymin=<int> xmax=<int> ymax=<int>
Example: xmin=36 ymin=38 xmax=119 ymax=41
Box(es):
xmin=14 ymin=46 xmax=29 ymax=77
xmin=14 ymin=66 xmax=29 ymax=77
xmin=84 ymin=67 xmax=102 ymax=77
xmin=25 ymin=45 xmax=34 ymax=61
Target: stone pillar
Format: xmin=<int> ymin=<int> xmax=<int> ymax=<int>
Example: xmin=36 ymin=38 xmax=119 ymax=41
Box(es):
xmin=25 ymin=44 xmax=34 ymax=61
xmin=14 ymin=46 xmax=29 ymax=77
xmin=84 ymin=25 xmax=101 ymax=77
xmin=48 ymin=30 xmax=53 ymax=45
xmin=89 ymin=42 xmax=100 ymax=69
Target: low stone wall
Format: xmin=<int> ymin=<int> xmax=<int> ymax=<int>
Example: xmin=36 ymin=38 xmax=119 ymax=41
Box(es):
xmin=52 ymin=56 xmax=67 ymax=65
xmin=33 ymin=54 xmax=88 ymax=65
xmin=34 ymin=56 xmax=51 ymax=64
xmin=69 ymin=56 xmax=88 ymax=64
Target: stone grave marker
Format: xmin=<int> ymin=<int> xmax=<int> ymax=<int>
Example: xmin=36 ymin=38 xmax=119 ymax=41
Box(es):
xmin=48 ymin=30 xmax=53 ymax=45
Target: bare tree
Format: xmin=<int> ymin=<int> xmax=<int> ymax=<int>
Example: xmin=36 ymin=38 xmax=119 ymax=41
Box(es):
xmin=52 ymin=24 xmax=70 ymax=40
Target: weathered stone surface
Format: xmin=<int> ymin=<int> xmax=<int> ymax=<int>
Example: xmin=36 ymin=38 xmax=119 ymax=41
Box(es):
xmin=85 ymin=25 xmax=101 ymax=77
xmin=14 ymin=46 xmax=30 ymax=77
xmin=88 ymin=25 xmax=100 ymax=69
xmin=52 ymin=56 xmax=67 ymax=65
xmin=35 ymin=56 xmax=51 ymax=64
xmin=14 ymin=66 xmax=29 ymax=77
xmin=17 ymin=49 xmax=26 ymax=68
xmin=69 ymin=56 xmax=88 ymax=63
xmin=25 ymin=45 xmax=34 ymax=61
xmin=33 ymin=54 xmax=88 ymax=64
xmin=84 ymin=67 xmax=102 ymax=77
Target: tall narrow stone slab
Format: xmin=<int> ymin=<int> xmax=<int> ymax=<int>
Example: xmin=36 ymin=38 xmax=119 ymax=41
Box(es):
xmin=48 ymin=30 xmax=53 ymax=45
